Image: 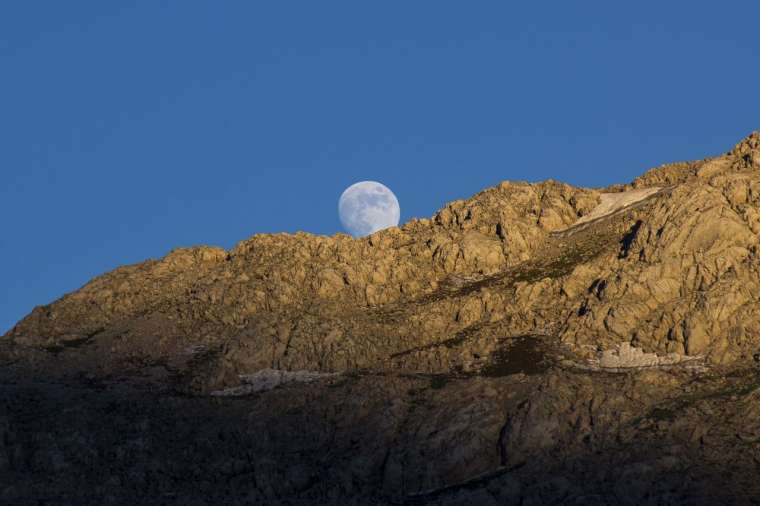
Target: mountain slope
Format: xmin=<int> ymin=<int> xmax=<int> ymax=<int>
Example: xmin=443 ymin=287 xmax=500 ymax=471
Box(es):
xmin=1 ymin=133 xmax=760 ymax=505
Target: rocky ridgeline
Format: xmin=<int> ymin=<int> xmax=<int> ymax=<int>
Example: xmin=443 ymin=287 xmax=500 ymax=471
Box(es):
xmin=6 ymin=133 xmax=760 ymax=387
xmin=2 ymin=133 xmax=760 ymax=505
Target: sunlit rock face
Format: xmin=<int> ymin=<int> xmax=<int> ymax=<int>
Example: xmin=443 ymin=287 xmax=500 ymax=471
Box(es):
xmin=3 ymin=133 xmax=760 ymax=505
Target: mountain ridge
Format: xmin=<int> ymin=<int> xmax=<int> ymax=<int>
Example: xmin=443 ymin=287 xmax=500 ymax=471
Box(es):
xmin=2 ymin=132 xmax=760 ymax=505
xmin=5 ymin=132 xmax=760 ymax=382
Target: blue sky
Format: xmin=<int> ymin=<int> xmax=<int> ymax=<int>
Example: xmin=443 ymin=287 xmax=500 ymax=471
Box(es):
xmin=1 ymin=1 xmax=759 ymax=333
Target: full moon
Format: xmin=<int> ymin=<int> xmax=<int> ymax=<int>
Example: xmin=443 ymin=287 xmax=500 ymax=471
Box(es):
xmin=338 ymin=181 xmax=401 ymax=237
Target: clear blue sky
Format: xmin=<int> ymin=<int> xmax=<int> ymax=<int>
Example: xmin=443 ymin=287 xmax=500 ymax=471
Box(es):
xmin=1 ymin=1 xmax=759 ymax=334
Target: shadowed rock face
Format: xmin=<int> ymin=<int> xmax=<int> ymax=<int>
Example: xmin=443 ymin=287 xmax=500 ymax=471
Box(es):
xmin=2 ymin=133 xmax=760 ymax=505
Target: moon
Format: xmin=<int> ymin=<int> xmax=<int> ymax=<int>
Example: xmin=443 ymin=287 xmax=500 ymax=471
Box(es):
xmin=338 ymin=181 xmax=401 ymax=237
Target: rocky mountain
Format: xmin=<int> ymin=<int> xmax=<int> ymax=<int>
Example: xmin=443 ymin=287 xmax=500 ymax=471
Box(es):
xmin=2 ymin=133 xmax=760 ymax=505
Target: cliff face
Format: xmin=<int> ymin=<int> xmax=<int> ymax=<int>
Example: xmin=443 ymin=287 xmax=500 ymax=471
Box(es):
xmin=2 ymin=134 xmax=760 ymax=505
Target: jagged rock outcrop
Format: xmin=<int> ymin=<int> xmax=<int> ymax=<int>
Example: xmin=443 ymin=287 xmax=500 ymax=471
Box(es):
xmin=2 ymin=133 xmax=760 ymax=505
